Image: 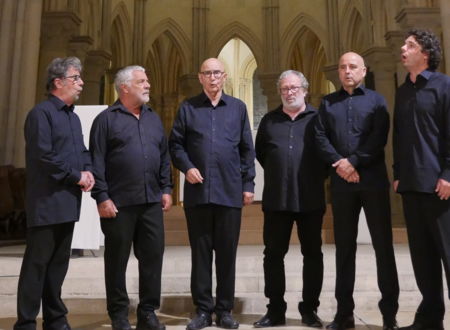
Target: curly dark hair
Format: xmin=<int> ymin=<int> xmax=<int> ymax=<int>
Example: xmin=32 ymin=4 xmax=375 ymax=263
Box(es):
xmin=407 ymin=29 xmax=441 ymax=71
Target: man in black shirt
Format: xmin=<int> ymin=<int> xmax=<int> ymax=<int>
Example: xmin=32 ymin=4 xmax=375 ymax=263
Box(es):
xmin=15 ymin=57 xmax=94 ymax=330
xmin=394 ymin=29 xmax=450 ymax=330
xmin=90 ymin=65 xmax=172 ymax=330
xmin=315 ymin=52 xmax=399 ymax=330
xmin=169 ymin=58 xmax=255 ymax=330
xmin=253 ymin=70 xmax=326 ymax=328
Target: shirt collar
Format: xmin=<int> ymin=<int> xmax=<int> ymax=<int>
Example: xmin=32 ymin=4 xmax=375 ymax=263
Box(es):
xmin=338 ymin=85 xmax=366 ymax=96
xmin=109 ymin=99 xmax=152 ymax=114
xmin=406 ymin=69 xmax=433 ymax=83
xmin=275 ymin=103 xmax=316 ymax=120
xmin=48 ymin=94 xmax=74 ymax=112
xmin=200 ymin=91 xmax=228 ymax=106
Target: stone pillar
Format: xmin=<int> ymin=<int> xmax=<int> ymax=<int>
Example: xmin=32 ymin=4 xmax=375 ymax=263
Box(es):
xmin=440 ymin=0 xmax=450 ymax=74
xmin=395 ymin=7 xmax=441 ymax=33
xmin=258 ymin=72 xmax=280 ymax=111
xmin=82 ymin=50 xmax=112 ymax=105
xmin=362 ymin=47 xmax=403 ymax=225
xmin=259 ymin=1 xmax=280 ymax=112
xmin=385 ymin=30 xmax=408 ymax=87
xmin=323 ymin=64 xmax=340 ymax=90
xmin=179 ymin=74 xmax=202 ymax=99
xmin=325 ymin=0 xmax=341 ymax=64
xmin=36 ymin=11 xmax=82 ymax=101
xmin=0 ymin=0 xmax=43 ymax=167
xmin=192 ymin=0 xmax=209 ymax=70
xmin=133 ymin=0 xmax=146 ymax=65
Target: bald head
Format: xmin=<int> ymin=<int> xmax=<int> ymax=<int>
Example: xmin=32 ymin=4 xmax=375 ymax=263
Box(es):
xmin=338 ymin=52 xmax=367 ymax=94
xmin=198 ymin=58 xmax=227 ymax=101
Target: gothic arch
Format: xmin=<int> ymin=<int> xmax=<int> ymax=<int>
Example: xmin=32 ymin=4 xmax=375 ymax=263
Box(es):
xmin=146 ymin=18 xmax=190 ymax=75
xmin=341 ymin=1 xmax=366 ymax=52
xmin=280 ymin=13 xmax=328 ymax=67
xmin=209 ymin=22 xmax=263 ymax=67
xmin=110 ymin=1 xmax=132 ymax=68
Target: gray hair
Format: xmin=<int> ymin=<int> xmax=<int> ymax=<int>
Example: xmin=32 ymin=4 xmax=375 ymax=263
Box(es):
xmin=276 ymin=70 xmax=309 ymax=90
xmin=114 ymin=65 xmax=146 ymax=93
xmin=46 ymin=57 xmax=82 ymax=92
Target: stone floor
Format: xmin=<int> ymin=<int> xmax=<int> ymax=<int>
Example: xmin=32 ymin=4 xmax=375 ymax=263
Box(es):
xmin=0 ymin=243 xmax=448 ymax=330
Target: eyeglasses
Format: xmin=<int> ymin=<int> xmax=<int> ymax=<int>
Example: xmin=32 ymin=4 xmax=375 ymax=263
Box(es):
xmin=200 ymin=70 xmax=224 ymax=78
xmin=280 ymin=86 xmax=302 ymax=95
xmin=64 ymin=74 xmax=82 ymax=83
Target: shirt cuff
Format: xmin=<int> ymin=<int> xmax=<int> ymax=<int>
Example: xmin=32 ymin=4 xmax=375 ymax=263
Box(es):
xmin=95 ymin=192 xmax=110 ymax=205
xmin=243 ymin=181 xmax=255 ymax=193
xmin=347 ymin=155 xmax=359 ymax=168
xmin=440 ymin=168 xmax=450 ymax=182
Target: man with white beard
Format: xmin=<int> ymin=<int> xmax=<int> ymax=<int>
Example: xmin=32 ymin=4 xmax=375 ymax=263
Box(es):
xmin=254 ymin=70 xmax=326 ymax=328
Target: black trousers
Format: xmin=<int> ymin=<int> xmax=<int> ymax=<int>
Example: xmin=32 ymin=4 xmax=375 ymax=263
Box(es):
xmin=184 ymin=204 xmax=242 ymax=314
xmin=100 ymin=203 xmax=164 ymax=321
xmin=402 ymin=192 xmax=450 ymax=325
xmin=331 ymin=189 xmax=399 ymax=320
xmin=14 ymin=222 xmax=74 ymax=330
xmin=263 ymin=210 xmax=324 ymax=316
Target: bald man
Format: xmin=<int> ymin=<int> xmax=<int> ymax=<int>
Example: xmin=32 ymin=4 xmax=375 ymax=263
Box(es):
xmin=169 ymin=58 xmax=255 ymax=330
xmin=315 ymin=52 xmax=399 ymax=330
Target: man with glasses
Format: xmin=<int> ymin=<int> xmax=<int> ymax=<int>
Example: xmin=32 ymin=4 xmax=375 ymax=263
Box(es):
xmin=15 ymin=57 xmax=94 ymax=330
xmin=394 ymin=29 xmax=450 ymax=330
xmin=169 ymin=58 xmax=255 ymax=330
xmin=253 ymin=70 xmax=326 ymax=328
xmin=315 ymin=52 xmax=399 ymax=330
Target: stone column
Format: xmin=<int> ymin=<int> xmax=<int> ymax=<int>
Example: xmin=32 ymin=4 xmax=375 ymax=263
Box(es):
xmin=395 ymin=7 xmax=441 ymax=33
xmin=323 ymin=64 xmax=340 ymax=90
xmin=385 ymin=30 xmax=408 ymax=87
xmin=440 ymin=0 xmax=450 ymax=74
xmin=258 ymin=73 xmax=280 ymax=111
xmin=133 ymin=0 xmax=147 ymax=65
xmin=179 ymin=74 xmax=202 ymax=99
xmin=82 ymin=50 xmax=112 ymax=105
xmin=192 ymin=0 xmax=209 ymax=70
xmin=0 ymin=0 xmax=43 ymax=167
xmin=36 ymin=11 xmax=82 ymax=101
xmin=325 ymin=0 xmax=341 ymax=64
xmin=259 ymin=1 xmax=281 ymax=112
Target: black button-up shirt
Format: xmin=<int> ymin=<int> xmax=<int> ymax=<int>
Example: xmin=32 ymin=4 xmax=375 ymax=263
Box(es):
xmin=24 ymin=95 xmax=92 ymax=227
xmin=90 ymin=100 xmax=172 ymax=207
xmin=393 ymin=70 xmax=450 ymax=193
xmin=169 ymin=92 xmax=255 ymax=208
xmin=315 ymin=86 xmax=390 ymax=191
xmin=255 ymin=104 xmax=326 ymax=212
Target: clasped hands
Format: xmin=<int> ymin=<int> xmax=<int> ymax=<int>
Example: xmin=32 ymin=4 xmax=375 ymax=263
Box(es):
xmin=332 ymin=158 xmax=360 ymax=183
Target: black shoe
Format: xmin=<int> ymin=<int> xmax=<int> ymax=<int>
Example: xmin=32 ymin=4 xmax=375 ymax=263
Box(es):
xmin=136 ymin=311 xmax=165 ymax=330
xmin=399 ymin=322 xmax=444 ymax=330
xmin=186 ymin=312 xmax=212 ymax=330
xmin=383 ymin=318 xmax=399 ymax=330
xmin=111 ymin=318 xmax=132 ymax=330
xmin=253 ymin=313 xmax=286 ymax=328
xmin=216 ymin=312 xmax=239 ymax=329
xmin=301 ymin=311 xmax=323 ymax=328
xmin=326 ymin=316 xmax=355 ymax=330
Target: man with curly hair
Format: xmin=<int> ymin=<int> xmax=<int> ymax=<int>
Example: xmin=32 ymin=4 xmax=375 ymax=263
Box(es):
xmin=394 ymin=29 xmax=450 ymax=330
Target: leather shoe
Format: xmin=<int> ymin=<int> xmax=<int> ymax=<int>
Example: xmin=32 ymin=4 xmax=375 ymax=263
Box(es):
xmin=383 ymin=319 xmax=399 ymax=330
xmin=301 ymin=311 xmax=323 ymax=328
xmin=111 ymin=318 xmax=132 ymax=330
xmin=137 ymin=311 xmax=165 ymax=330
xmin=326 ymin=316 xmax=355 ymax=330
xmin=253 ymin=313 xmax=286 ymax=328
xmin=216 ymin=312 xmax=239 ymax=329
xmin=186 ymin=312 xmax=212 ymax=330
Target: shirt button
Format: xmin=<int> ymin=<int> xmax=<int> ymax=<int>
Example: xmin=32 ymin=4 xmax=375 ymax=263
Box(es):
xmin=289 ymin=145 xmax=293 ymax=149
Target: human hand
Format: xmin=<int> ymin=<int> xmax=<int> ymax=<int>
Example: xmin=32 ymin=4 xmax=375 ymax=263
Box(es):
xmin=435 ymin=178 xmax=450 ymax=200
xmin=393 ymin=180 xmax=399 ymax=192
xmin=78 ymin=171 xmax=95 ymax=192
xmin=186 ymin=168 xmax=204 ymax=184
xmin=97 ymin=199 xmax=118 ymax=218
xmin=161 ymin=193 xmax=172 ymax=211
xmin=243 ymin=191 xmax=254 ymax=206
